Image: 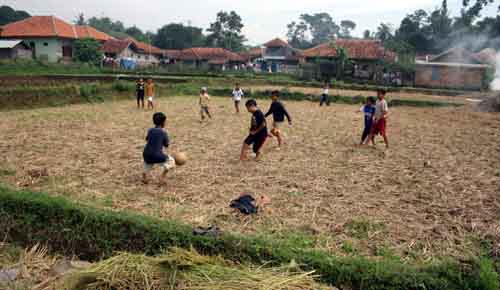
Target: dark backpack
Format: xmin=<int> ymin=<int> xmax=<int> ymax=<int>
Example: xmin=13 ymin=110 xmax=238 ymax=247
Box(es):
xmin=230 ymin=194 xmax=258 ymax=215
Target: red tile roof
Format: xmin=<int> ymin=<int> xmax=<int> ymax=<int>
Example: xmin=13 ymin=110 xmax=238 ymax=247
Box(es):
xmin=239 ymin=47 xmax=263 ymax=61
xmin=75 ymin=25 xmax=112 ymax=42
xmin=264 ymin=38 xmax=290 ymax=48
xmin=163 ymin=49 xmax=182 ymax=59
xmin=179 ymin=47 xmax=244 ymax=62
xmin=472 ymin=48 xmax=497 ymax=66
xmin=303 ymin=39 xmax=395 ymax=61
xmin=124 ymin=37 xmax=163 ymax=55
xmin=101 ymin=39 xmax=134 ymax=54
xmin=0 ymin=16 xmax=77 ymax=39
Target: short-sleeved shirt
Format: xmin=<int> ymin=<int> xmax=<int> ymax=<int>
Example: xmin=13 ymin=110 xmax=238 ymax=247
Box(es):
xmin=374 ymin=99 xmax=388 ymax=120
xmin=136 ymin=82 xmax=145 ymax=92
xmin=143 ymin=128 xmax=169 ymax=164
xmin=362 ymin=104 xmax=376 ymax=127
xmin=146 ymin=83 xmax=155 ymax=97
xmin=250 ymin=109 xmax=266 ymax=132
xmin=323 ymin=88 xmax=329 ymax=95
xmin=200 ymin=93 xmax=210 ymax=107
xmin=232 ymin=89 xmax=244 ymax=101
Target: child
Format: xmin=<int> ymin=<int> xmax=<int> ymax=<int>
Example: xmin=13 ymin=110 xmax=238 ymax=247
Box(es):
xmin=232 ymin=83 xmax=244 ymax=113
xmin=359 ymin=97 xmax=376 ymax=145
xmin=136 ymin=78 xmax=145 ymax=109
xmin=265 ymin=90 xmax=292 ymax=149
xmin=320 ymin=81 xmax=330 ymax=106
xmin=142 ymin=112 xmax=175 ymax=185
xmin=364 ymin=89 xmax=389 ymax=148
xmin=146 ymin=78 xmax=155 ymax=110
xmin=199 ymin=87 xmax=212 ymax=121
xmin=240 ymin=99 xmax=268 ymax=161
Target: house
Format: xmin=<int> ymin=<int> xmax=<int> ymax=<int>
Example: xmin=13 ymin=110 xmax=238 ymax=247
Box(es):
xmin=303 ymin=39 xmax=396 ymax=80
xmin=101 ymin=38 xmax=164 ymax=68
xmin=415 ymin=47 xmax=493 ymax=90
xmin=0 ymin=39 xmax=32 ymax=60
xmin=261 ymin=38 xmax=303 ymax=73
xmin=0 ymin=16 xmax=111 ymax=63
xmin=239 ymin=47 xmax=263 ymax=63
xmin=179 ymin=47 xmax=245 ymax=70
xmin=162 ymin=49 xmax=182 ymax=64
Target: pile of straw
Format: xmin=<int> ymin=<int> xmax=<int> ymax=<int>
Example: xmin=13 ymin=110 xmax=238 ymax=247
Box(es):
xmin=48 ymin=248 xmax=335 ymax=290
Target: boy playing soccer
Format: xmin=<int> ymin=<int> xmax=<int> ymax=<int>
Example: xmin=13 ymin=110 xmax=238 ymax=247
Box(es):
xmin=146 ymin=78 xmax=155 ymax=110
xmin=136 ymin=78 xmax=145 ymax=109
xmin=240 ymin=99 xmax=268 ymax=161
xmin=359 ymin=97 xmax=376 ymax=145
xmin=320 ymin=81 xmax=330 ymax=106
xmin=364 ymin=89 xmax=389 ymax=148
xmin=265 ymin=90 xmax=292 ymax=149
xmin=199 ymin=87 xmax=212 ymax=121
xmin=142 ymin=112 xmax=175 ymax=185
xmin=232 ymin=83 xmax=244 ymax=113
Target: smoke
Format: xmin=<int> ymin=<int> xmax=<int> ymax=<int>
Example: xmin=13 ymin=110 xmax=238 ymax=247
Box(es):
xmin=491 ymin=53 xmax=500 ymax=91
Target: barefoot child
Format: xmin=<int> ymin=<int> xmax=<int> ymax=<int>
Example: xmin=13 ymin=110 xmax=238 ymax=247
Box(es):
xmin=199 ymin=87 xmax=212 ymax=121
xmin=320 ymin=81 xmax=330 ymax=106
xmin=359 ymin=96 xmax=376 ymax=145
xmin=136 ymin=78 xmax=145 ymax=109
xmin=232 ymin=83 xmax=244 ymax=113
xmin=146 ymin=78 xmax=155 ymax=110
xmin=364 ymin=89 xmax=389 ymax=148
xmin=240 ymin=99 xmax=268 ymax=161
xmin=143 ymin=112 xmax=175 ymax=184
xmin=265 ymin=90 xmax=292 ymax=148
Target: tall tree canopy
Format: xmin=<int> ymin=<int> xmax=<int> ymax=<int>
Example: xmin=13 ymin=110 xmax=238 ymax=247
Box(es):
xmin=153 ymin=23 xmax=205 ymax=49
xmin=0 ymin=5 xmax=30 ymax=26
xmin=340 ymin=20 xmax=357 ymax=38
xmin=206 ymin=11 xmax=246 ymax=51
xmin=287 ymin=13 xmax=353 ymax=47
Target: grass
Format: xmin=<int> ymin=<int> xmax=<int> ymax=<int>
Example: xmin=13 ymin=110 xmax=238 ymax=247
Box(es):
xmin=0 ymin=95 xmax=498 ymax=264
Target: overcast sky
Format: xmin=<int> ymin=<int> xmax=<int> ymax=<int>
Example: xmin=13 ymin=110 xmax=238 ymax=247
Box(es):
xmin=4 ymin=0 xmax=499 ymax=45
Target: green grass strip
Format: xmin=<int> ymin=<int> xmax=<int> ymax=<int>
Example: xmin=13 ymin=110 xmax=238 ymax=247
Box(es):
xmin=0 ymin=186 xmax=497 ymax=290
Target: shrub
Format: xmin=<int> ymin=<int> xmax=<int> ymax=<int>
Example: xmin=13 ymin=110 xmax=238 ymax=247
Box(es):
xmin=73 ymin=38 xmax=102 ymax=65
xmin=112 ymin=80 xmax=135 ymax=92
xmin=0 ymin=186 xmax=497 ymax=290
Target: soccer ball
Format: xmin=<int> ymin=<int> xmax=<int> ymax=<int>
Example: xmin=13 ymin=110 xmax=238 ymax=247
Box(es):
xmin=173 ymin=152 xmax=187 ymax=166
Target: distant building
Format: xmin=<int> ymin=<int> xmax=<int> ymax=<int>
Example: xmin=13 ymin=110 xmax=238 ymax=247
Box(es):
xmin=101 ymin=38 xmax=164 ymax=68
xmin=0 ymin=39 xmax=32 ymax=60
xmin=415 ymin=47 xmax=494 ymax=90
xmin=261 ymin=38 xmax=303 ymax=73
xmin=179 ymin=47 xmax=245 ymax=70
xmin=0 ymin=16 xmax=111 ymax=63
xmin=303 ymin=39 xmax=396 ymax=80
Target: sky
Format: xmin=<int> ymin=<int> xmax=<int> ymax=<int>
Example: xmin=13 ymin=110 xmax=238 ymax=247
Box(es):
xmin=3 ymin=0 xmax=499 ymax=45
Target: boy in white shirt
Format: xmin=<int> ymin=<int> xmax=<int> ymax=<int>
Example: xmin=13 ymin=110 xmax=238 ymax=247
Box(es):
xmin=232 ymin=83 xmax=244 ymax=113
xmin=320 ymin=81 xmax=330 ymax=106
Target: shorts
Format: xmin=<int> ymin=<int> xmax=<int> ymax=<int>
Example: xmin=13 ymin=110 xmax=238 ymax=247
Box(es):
xmin=147 ymin=96 xmax=154 ymax=102
xmin=371 ymin=118 xmax=386 ymax=136
xmin=137 ymin=91 xmax=144 ymax=101
xmin=272 ymin=121 xmax=284 ymax=130
xmin=244 ymin=130 xmax=268 ymax=153
xmin=144 ymin=155 xmax=175 ymax=172
xmin=234 ymin=100 xmax=241 ymax=105
xmin=200 ymin=105 xmax=209 ymax=114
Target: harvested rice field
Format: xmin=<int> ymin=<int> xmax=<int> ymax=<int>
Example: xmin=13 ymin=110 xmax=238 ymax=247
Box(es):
xmin=1 ymin=94 xmax=499 ymax=263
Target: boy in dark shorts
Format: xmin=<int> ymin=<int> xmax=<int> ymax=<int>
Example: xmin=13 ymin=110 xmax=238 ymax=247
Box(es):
xmin=265 ymin=90 xmax=292 ymax=149
xmin=364 ymin=89 xmax=389 ymax=148
xmin=240 ymin=99 xmax=268 ymax=161
xmin=143 ymin=112 xmax=175 ymax=184
xmin=136 ymin=78 xmax=145 ymax=109
xmin=359 ymin=96 xmax=376 ymax=145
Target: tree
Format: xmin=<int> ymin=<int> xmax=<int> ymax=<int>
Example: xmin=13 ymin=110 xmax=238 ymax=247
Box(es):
xmin=375 ymin=23 xmax=394 ymax=42
xmin=206 ymin=11 xmax=246 ymax=51
xmin=75 ymin=13 xmax=86 ymax=25
xmin=286 ymin=21 xmax=311 ymax=49
xmin=427 ymin=0 xmax=453 ymax=51
xmin=88 ymin=17 xmax=126 ymax=35
xmin=125 ymin=26 xmax=148 ymax=43
xmin=340 ymin=20 xmax=356 ymax=38
xmin=0 ymin=5 xmax=30 ymax=26
xmin=363 ymin=30 xmax=373 ymax=39
xmin=153 ymin=23 xmax=205 ymax=49
xmin=395 ymin=10 xmax=433 ymax=53
xmin=73 ymin=38 xmax=102 ymax=65
xmin=301 ymin=13 xmax=340 ymax=45
xmin=329 ymin=43 xmax=350 ymax=79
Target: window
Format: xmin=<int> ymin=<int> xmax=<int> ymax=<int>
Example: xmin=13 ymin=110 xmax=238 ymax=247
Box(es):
xmin=431 ymin=66 xmax=440 ymax=81
xmin=43 ymin=42 xmax=48 ymax=46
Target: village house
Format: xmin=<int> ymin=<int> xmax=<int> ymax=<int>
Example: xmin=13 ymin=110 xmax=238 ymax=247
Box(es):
xmin=260 ymin=38 xmax=303 ymax=73
xmin=303 ymin=39 xmax=397 ymax=80
xmin=0 ymin=16 xmax=111 ymax=63
xmin=178 ymin=47 xmax=245 ymax=70
xmin=101 ymin=38 xmax=164 ymax=68
xmin=415 ymin=47 xmax=494 ymax=90
xmin=0 ymin=39 xmax=32 ymax=60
